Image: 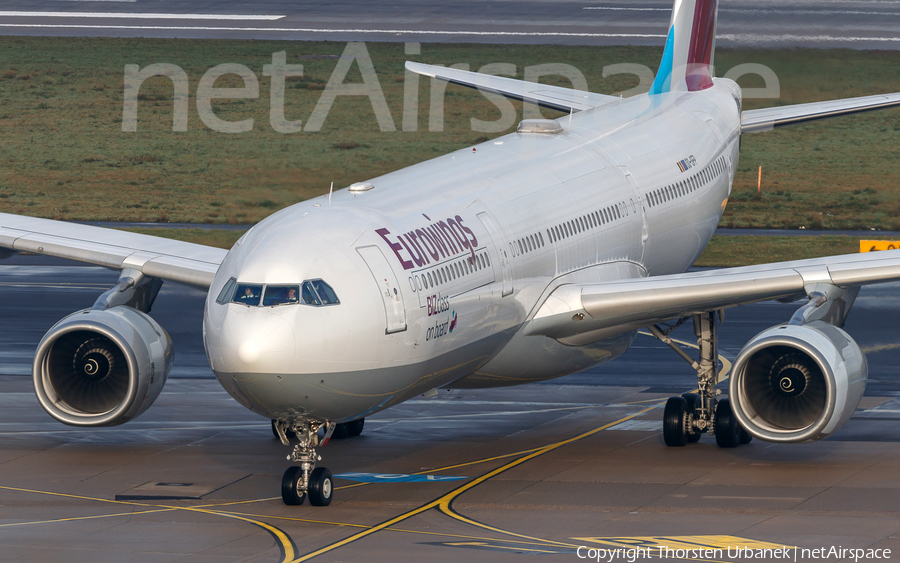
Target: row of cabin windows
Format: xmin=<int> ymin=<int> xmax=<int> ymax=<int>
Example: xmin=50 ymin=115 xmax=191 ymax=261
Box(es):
xmin=510 ymin=231 xmax=546 ymax=258
xmin=647 ymin=156 xmax=727 ymax=209
xmin=547 ymin=201 xmax=627 ymax=245
xmin=412 ymin=252 xmax=491 ymax=292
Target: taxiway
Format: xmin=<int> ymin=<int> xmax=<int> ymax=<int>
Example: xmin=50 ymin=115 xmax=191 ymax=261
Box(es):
xmin=1 ymin=254 xmax=899 ymax=562
xmin=0 ymin=1 xmax=898 ymax=48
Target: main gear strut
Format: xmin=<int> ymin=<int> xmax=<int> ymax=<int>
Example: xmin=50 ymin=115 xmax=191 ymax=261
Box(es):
xmin=647 ymin=310 xmax=750 ymax=448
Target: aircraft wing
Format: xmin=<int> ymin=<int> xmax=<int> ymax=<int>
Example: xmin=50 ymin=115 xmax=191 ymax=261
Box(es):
xmin=525 ymin=249 xmax=900 ymax=342
xmin=741 ymin=92 xmax=900 ymax=133
xmin=0 ymin=213 xmax=227 ymax=289
xmin=405 ymin=61 xmax=620 ymax=113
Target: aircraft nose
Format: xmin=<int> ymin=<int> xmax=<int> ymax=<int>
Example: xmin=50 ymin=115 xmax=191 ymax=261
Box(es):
xmin=216 ymin=308 xmax=296 ymax=374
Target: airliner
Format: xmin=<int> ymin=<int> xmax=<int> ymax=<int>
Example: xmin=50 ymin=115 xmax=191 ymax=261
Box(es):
xmin=4 ymin=0 xmax=900 ymax=507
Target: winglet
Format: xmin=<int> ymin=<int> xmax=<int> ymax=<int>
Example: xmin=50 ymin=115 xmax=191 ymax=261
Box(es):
xmin=650 ymin=0 xmax=719 ymax=95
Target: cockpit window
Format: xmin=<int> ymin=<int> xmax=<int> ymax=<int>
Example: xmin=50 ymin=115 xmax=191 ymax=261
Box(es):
xmin=263 ymin=285 xmax=301 ymax=306
xmin=216 ymin=277 xmax=237 ymax=305
xmin=301 ymin=282 xmax=321 ymax=305
xmin=263 ymin=285 xmax=300 ymax=307
xmin=227 ymin=280 xmax=339 ymax=307
xmin=233 ymin=284 xmax=263 ymax=306
xmin=310 ymin=280 xmax=340 ymax=305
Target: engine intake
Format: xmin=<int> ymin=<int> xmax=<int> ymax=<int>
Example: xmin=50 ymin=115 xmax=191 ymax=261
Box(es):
xmin=730 ymin=321 xmax=866 ymax=443
xmin=33 ymin=307 xmax=174 ymax=426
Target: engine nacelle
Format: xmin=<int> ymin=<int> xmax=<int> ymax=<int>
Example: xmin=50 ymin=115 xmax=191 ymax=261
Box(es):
xmin=729 ymin=321 xmax=866 ymax=443
xmin=33 ymin=307 xmax=174 ymax=427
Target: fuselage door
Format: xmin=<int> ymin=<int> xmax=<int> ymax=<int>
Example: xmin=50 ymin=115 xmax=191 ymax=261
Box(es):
xmin=476 ymin=212 xmax=513 ymax=297
xmin=357 ymin=245 xmax=407 ymax=334
xmin=623 ymin=170 xmax=649 ymax=262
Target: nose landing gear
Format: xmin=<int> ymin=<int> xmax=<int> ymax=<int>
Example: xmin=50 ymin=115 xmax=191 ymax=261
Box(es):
xmin=274 ymin=419 xmax=334 ymax=506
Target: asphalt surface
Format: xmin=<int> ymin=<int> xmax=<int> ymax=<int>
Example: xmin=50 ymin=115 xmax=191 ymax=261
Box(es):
xmin=1 ymin=0 xmax=899 ymax=48
xmin=1 ymin=253 xmax=900 ymax=561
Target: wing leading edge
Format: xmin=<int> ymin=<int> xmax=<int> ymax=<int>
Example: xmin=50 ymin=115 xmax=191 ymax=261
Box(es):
xmin=405 ymin=61 xmax=620 ymax=113
xmin=741 ymin=92 xmax=900 ymax=133
xmin=526 ymin=249 xmax=900 ymax=343
xmin=0 ymin=213 xmax=227 ymax=289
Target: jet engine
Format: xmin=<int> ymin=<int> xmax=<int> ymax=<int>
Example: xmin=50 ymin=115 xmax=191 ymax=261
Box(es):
xmin=729 ymin=320 xmax=866 ymax=443
xmin=33 ymin=306 xmax=174 ymax=427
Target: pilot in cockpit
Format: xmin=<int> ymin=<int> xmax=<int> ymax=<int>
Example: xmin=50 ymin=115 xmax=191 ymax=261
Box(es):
xmin=238 ymin=286 xmax=258 ymax=303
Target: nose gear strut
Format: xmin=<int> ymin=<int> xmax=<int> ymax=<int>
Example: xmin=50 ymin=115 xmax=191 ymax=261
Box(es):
xmin=274 ymin=419 xmax=335 ymax=506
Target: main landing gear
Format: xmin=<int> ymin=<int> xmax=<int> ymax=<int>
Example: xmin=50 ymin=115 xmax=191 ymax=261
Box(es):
xmin=649 ymin=311 xmax=752 ymax=448
xmin=273 ymin=419 xmax=334 ymax=506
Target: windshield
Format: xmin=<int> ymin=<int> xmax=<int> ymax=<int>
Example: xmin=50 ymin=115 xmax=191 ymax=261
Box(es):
xmin=227 ymin=280 xmax=339 ymax=307
xmin=263 ymin=285 xmax=301 ymax=306
xmin=232 ymin=284 xmax=263 ymax=306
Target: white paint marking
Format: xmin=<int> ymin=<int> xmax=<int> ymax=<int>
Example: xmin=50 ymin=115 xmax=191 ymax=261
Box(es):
xmin=583 ymin=6 xmax=669 ymax=11
xmin=0 ymin=423 xmax=269 ymax=435
xmin=607 ymin=419 xmax=663 ymax=432
xmin=0 ymin=23 xmax=666 ymax=38
xmin=585 ymin=6 xmax=900 ymax=16
xmin=405 ymin=400 xmax=605 ymax=407
xmin=370 ymin=406 xmax=592 ymax=421
xmin=702 ymin=496 xmax=806 ymax=501
xmin=0 ymin=24 xmax=896 ymax=44
xmin=719 ymin=33 xmax=900 ymax=43
xmin=0 ymin=11 xmax=285 ymax=20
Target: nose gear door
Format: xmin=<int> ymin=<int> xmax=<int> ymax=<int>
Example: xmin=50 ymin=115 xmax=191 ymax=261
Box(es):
xmin=357 ymin=245 xmax=407 ymax=334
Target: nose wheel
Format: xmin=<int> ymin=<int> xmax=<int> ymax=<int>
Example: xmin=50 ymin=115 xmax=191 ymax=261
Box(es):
xmin=274 ymin=419 xmax=335 ymax=506
xmin=282 ymin=465 xmax=334 ymax=506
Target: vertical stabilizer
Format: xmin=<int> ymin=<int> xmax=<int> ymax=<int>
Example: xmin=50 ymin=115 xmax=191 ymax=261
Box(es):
xmin=649 ymin=0 xmax=719 ymax=95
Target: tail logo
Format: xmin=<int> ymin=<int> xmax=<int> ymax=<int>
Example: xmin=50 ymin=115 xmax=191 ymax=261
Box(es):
xmin=649 ymin=0 xmax=718 ymax=95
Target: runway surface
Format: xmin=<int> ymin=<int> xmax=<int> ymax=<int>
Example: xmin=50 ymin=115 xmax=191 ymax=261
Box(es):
xmin=1 ymin=253 xmax=900 ymax=562
xmin=1 ymin=0 xmax=899 ymax=48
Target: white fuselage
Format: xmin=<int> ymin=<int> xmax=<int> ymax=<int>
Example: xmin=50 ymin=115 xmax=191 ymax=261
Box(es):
xmin=202 ymin=79 xmax=743 ymax=425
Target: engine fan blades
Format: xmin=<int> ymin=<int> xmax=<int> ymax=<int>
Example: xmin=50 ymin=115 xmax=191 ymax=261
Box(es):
xmin=744 ymin=346 xmax=827 ymax=431
xmin=46 ymin=331 xmax=129 ymax=414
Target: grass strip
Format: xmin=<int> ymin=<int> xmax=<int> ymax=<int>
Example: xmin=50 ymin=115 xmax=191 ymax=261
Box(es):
xmin=693 ymin=235 xmax=896 ymax=267
xmin=1 ymin=37 xmax=899 ymax=227
xmin=120 ymin=227 xmax=245 ymax=249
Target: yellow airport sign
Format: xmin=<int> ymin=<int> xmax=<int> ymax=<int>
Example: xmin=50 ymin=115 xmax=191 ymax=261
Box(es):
xmin=861 ymin=241 xmax=900 ymax=253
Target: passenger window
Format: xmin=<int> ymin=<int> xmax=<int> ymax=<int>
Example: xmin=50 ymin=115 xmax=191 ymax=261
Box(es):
xmin=301 ymin=282 xmax=321 ymax=305
xmin=311 ymin=280 xmax=340 ymax=305
xmin=263 ymin=285 xmax=300 ymax=306
xmin=216 ymin=277 xmax=237 ymax=305
xmin=233 ymin=284 xmax=263 ymax=306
